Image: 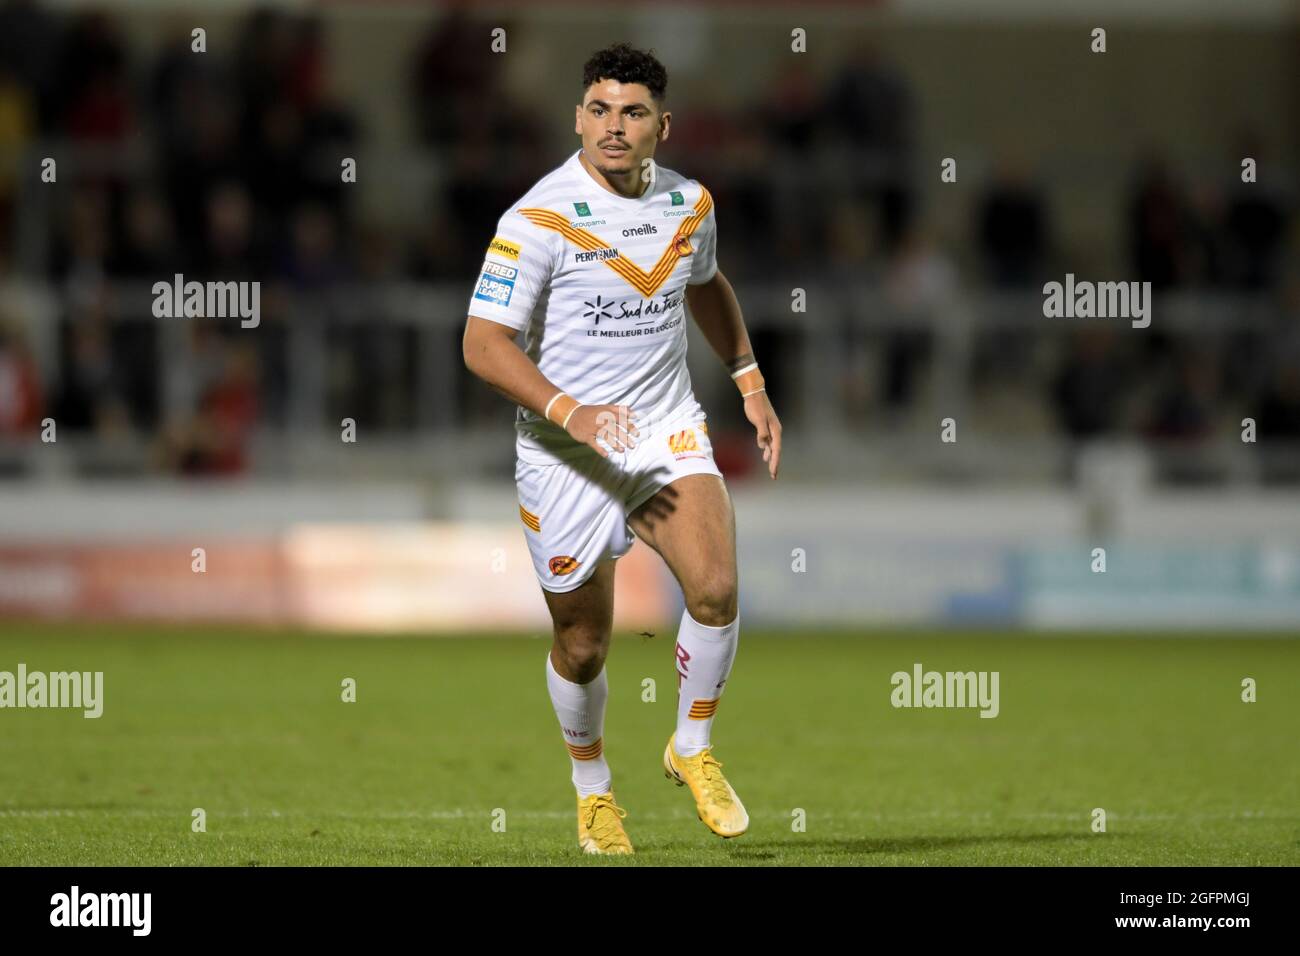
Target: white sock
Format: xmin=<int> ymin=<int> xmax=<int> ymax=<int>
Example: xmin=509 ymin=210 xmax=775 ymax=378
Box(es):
xmin=673 ymin=608 xmax=739 ymax=756
xmin=545 ymin=652 xmax=612 ymax=797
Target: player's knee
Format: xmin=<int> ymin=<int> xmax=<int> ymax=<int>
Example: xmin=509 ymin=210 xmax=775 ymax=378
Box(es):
xmin=686 ymin=577 xmax=738 ymax=627
xmin=552 ymin=626 xmax=609 ymax=681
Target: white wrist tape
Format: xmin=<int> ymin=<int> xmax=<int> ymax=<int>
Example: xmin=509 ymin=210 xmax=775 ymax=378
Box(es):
xmin=543 ymin=390 xmax=565 ymax=422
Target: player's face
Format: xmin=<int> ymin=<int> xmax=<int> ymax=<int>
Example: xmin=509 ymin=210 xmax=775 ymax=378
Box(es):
xmin=575 ymin=80 xmax=669 ymax=180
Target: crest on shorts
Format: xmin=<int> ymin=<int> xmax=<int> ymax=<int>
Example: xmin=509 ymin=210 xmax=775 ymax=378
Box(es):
xmin=549 ymin=555 xmax=581 ymax=576
xmin=667 ymin=428 xmax=705 ymax=461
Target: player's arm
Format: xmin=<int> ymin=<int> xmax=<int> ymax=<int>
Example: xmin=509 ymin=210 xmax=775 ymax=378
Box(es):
xmin=462 ymin=318 xmax=639 ymax=457
xmin=463 ymin=316 xmax=550 ymax=412
xmin=462 ymin=217 xmax=639 ymax=457
xmin=685 ymin=268 xmax=783 ymax=480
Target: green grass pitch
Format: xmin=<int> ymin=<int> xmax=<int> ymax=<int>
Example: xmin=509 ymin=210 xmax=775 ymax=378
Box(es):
xmin=1 ymin=623 xmax=1297 ymax=866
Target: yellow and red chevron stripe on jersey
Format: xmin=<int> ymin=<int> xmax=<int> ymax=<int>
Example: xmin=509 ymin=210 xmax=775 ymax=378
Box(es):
xmin=687 ymin=698 xmax=720 ymax=720
xmin=566 ymin=737 xmax=604 ymax=760
xmin=519 ymin=504 xmax=541 ymax=532
xmin=518 ymin=188 xmax=713 ymax=299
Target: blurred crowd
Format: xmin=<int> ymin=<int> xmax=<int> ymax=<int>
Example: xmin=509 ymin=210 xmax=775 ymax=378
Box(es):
xmin=0 ymin=1 xmax=1296 ymax=481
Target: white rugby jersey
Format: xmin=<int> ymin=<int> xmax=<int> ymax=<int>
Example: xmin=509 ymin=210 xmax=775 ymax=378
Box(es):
xmin=466 ymin=148 xmax=718 ymax=465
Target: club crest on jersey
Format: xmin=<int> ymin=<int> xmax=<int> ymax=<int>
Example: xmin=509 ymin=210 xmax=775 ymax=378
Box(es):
xmin=667 ymin=428 xmax=705 ymax=460
xmin=549 ymin=555 xmax=581 ymax=576
xmin=673 ymin=234 xmax=693 ymax=257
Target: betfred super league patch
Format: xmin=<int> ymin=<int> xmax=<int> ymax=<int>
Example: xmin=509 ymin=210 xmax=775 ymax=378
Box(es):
xmin=473 ymin=261 xmax=518 ymax=307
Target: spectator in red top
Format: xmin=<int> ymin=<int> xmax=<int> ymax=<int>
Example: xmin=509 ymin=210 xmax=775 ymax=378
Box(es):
xmin=0 ymin=321 xmax=43 ymax=437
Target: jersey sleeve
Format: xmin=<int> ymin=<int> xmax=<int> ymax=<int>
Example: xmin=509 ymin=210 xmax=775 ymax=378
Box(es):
xmin=687 ymin=195 xmax=718 ymax=285
xmin=466 ymin=210 xmax=556 ymax=330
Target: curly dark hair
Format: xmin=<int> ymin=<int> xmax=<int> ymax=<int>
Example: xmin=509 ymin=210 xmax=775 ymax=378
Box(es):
xmin=581 ymin=42 xmax=668 ymax=105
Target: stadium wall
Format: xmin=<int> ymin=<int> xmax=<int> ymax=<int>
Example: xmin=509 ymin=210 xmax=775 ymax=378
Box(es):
xmin=2 ymin=482 xmax=1298 ymax=632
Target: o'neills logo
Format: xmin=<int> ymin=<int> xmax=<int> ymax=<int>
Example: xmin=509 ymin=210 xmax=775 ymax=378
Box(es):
xmin=673 ymin=235 xmax=693 ymax=256
xmin=549 ymin=555 xmax=580 ymax=576
xmin=152 ymin=274 xmax=260 ymax=328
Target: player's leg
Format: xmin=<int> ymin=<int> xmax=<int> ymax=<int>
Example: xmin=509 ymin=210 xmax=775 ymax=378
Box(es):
xmin=545 ymin=556 xmax=616 ymax=685
xmin=518 ymin=453 xmax=635 ymax=853
xmin=541 ymin=559 xmax=633 ymax=853
xmin=628 ymin=471 xmax=738 ymax=626
xmin=543 ymin=560 xmax=617 ymax=787
xmin=628 ymin=470 xmax=749 ymax=838
xmin=628 ymin=472 xmax=739 ymax=751
xmin=544 ymin=557 xmax=617 ymax=793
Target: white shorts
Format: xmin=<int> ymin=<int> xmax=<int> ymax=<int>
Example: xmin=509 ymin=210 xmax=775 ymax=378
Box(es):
xmin=515 ymin=409 xmax=724 ymax=593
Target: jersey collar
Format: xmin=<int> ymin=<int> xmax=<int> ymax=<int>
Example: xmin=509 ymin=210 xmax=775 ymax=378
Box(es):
xmin=567 ymin=148 xmax=658 ymax=209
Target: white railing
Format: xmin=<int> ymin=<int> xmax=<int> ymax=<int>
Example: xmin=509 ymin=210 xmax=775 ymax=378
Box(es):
xmin=0 ymin=278 xmax=1295 ymax=484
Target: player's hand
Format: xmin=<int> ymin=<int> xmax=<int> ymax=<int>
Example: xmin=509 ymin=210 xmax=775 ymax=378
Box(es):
xmin=743 ymin=391 xmax=782 ymax=479
xmin=565 ymin=403 xmax=640 ymax=458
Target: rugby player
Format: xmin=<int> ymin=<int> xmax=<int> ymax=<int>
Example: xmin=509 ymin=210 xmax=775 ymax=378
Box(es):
xmin=462 ymin=42 xmax=782 ymax=854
